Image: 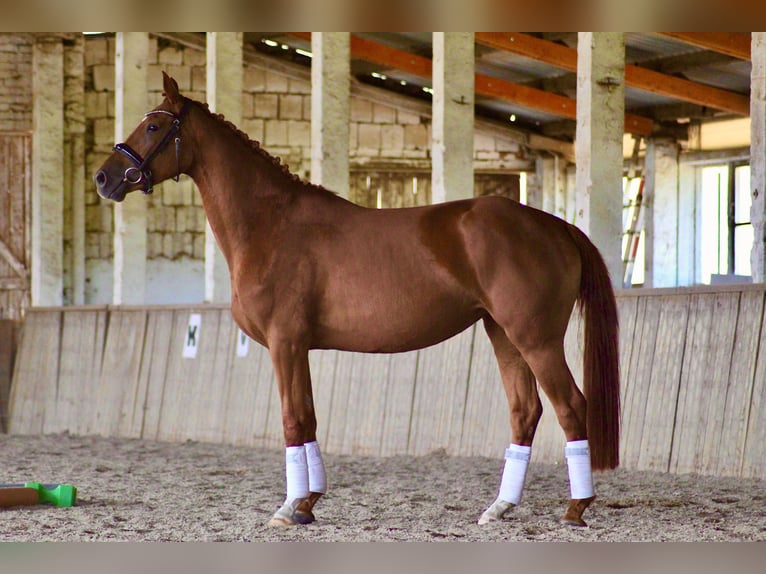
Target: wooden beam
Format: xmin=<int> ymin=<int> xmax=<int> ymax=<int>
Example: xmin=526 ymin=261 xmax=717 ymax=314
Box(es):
xmin=656 ymin=32 xmax=751 ymax=61
xmin=289 ymin=32 xmax=653 ymax=135
xmin=476 ymin=32 xmax=750 ymax=116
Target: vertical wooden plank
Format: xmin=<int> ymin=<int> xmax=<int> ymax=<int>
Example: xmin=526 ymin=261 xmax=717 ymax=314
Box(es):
xmin=742 ymin=290 xmax=766 ymax=478
xmin=715 ymin=290 xmax=764 ymax=476
xmin=308 ymin=349 xmax=337 ymax=448
xmin=344 ymin=353 xmax=391 ymax=456
xmin=137 ymin=309 xmax=174 ymax=440
xmin=700 ymin=293 xmax=740 ymax=475
xmin=155 ymin=309 xmax=220 ymax=442
xmin=189 ymin=309 xmax=231 ymax=444
xmin=7 ymin=310 xmax=61 ymax=434
xmin=325 ymin=351 xmax=355 ymax=454
xmin=671 ymin=293 xmax=737 ymax=474
xmin=50 ymin=309 xmax=107 ymax=435
xmin=620 ymin=295 xmax=661 ymax=468
xmin=408 ymin=328 xmax=473 ymax=456
xmin=95 ymin=309 xmax=148 ymax=438
xmin=458 ymin=326 xmax=504 ymax=457
xmin=223 ymin=328 xmax=275 ymax=447
xmin=637 ymin=295 xmax=689 ymax=472
xmin=379 ymin=350 xmax=418 ymax=457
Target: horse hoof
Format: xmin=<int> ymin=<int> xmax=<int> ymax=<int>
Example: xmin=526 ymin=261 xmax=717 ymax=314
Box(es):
xmin=267 ymin=514 xmax=296 ymax=527
xmin=478 ymin=498 xmax=514 ymax=525
xmin=560 ymin=495 xmax=595 ymax=527
xmin=294 ymin=510 xmax=316 ymax=525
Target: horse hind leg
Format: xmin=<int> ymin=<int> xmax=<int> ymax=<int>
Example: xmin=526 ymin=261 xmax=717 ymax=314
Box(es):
xmin=478 ymin=317 xmax=542 ymax=525
xmin=521 ymin=342 xmax=596 ymax=527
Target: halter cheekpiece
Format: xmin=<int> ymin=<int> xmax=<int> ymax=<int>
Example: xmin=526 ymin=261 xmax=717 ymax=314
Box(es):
xmin=113 ymin=100 xmax=191 ymax=195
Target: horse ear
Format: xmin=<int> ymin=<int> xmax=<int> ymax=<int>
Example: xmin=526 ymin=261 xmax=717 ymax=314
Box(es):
xmin=162 ymin=71 xmax=182 ymax=105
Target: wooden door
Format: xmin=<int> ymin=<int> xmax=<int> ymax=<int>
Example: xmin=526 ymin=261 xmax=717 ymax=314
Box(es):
xmin=0 ymin=133 xmax=31 ymax=320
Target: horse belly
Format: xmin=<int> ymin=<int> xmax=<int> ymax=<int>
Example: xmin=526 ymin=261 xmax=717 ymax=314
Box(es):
xmin=315 ymin=278 xmax=481 ymax=353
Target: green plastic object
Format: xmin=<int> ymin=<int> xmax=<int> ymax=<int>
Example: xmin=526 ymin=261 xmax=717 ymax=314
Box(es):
xmin=23 ymin=482 xmax=77 ymax=507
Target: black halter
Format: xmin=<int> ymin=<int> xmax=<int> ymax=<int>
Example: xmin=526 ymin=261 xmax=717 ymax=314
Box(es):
xmin=113 ymin=99 xmax=191 ymax=195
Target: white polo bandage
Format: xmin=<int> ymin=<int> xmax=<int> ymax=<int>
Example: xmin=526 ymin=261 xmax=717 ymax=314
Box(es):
xmin=305 ymin=440 xmax=327 ymax=494
xmin=565 ymin=439 xmax=594 ymax=499
xmin=498 ymin=443 xmax=532 ymax=505
xmin=285 ymin=445 xmax=310 ymax=500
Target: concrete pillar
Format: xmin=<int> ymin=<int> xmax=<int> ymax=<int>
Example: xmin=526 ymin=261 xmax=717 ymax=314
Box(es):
xmin=113 ymin=32 xmax=149 ymax=305
xmin=575 ymin=32 xmax=625 ymax=289
xmin=751 ymin=32 xmax=766 ymax=282
xmin=311 ymin=33 xmax=350 ymax=198
xmin=677 ymin=162 xmax=696 ymax=286
xmin=31 ymin=35 xmax=64 ymax=307
xmin=538 ymin=154 xmax=567 ymax=219
xmin=64 ymin=34 xmax=86 ymax=305
xmin=204 ymin=32 xmax=242 ymax=303
xmin=431 ymin=32 xmax=474 ymax=204
xmin=644 ymin=139 xmax=681 ymax=288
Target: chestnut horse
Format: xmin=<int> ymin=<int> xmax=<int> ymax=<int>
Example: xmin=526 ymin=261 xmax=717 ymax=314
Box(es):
xmin=95 ymin=73 xmax=619 ymax=528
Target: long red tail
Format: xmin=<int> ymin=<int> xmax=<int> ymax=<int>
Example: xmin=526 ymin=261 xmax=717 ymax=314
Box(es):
xmin=566 ymin=225 xmax=621 ymax=470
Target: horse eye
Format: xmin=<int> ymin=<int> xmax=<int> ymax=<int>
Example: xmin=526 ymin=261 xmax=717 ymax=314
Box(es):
xmin=147 ymin=123 xmax=159 ymax=133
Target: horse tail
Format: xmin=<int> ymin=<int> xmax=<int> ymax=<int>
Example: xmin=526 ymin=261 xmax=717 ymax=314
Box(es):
xmin=565 ymin=224 xmax=620 ymax=471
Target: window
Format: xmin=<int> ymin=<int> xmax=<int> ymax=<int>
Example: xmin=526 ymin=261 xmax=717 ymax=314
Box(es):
xmin=699 ymin=163 xmax=752 ymax=284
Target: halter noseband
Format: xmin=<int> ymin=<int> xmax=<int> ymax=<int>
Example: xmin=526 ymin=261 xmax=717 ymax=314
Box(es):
xmin=113 ymin=100 xmax=191 ymax=195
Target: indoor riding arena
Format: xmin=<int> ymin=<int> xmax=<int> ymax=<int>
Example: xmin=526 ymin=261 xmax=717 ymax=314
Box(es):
xmin=1 ymin=32 xmax=766 ymax=542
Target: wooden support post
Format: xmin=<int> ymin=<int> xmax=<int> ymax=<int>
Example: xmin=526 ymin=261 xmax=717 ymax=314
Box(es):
xmin=311 ymin=33 xmax=350 ymax=199
xmin=31 ymin=35 xmax=64 ymax=307
xmin=575 ymin=32 xmax=625 ymax=289
xmin=205 ymin=32 xmax=242 ymax=303
xmin=431 ymin=32 xmax=474 ymax=204
xmin=751 ymin=32 xmax=766 ymax=282
xmin=113 ymin=33 xmax=149 ymax=305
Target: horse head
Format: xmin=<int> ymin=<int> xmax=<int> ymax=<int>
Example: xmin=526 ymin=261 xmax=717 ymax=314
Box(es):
xmin=94 ymin=72 xmax=192 ymax=202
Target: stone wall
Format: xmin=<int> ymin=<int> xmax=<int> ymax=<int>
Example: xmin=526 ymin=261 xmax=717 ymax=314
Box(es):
xmin=0 ymin=34 xmax=33 ymax=132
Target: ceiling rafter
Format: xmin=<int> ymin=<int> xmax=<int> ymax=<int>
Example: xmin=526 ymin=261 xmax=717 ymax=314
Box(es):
xmin=289 ymin=32 xmax=653 ymax=136
xmin=655 ymin=32 xmax=751 ymax=61
xmin=475 ymin=32 xmax=750 ymax=117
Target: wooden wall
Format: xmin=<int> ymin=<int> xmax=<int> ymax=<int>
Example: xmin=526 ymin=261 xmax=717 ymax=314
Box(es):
xmin=7 ymin=284 xmax=766 ymax=478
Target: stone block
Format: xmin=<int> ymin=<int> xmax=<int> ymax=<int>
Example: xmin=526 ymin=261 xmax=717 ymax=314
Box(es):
xmin=287 ymin=120 xmax=310 ymax=147
xmin=381 ymin=124 xmax=404 ymax=152
xmin=279 ymin=95 xmax=303 ymax=120
xmin=241 ymin=93 xmax=254 ymax=118
xmin=474 ymin=132 xmax=496 ymax=152
xmin=244 ymin=66 xmax=266 ymax=92
xmin=373 ymin=103 xmax=396 ymax=124
xmin=242 ymin=118 xmax=265 ymax=142
xmin=350 ymin=98 xmax=372 ymax=122
xmin=192 ymin=233 xmax=205 ymax=260
xmin=404 ymin=123 xmax=429 ymax=149
xmin=289 ymin=78 xmax=311 ymax=94
xmin=254 ymin=93 xmax=278 ymax=119
xmin=357 ymin=123 xmax=381 ymax=150
xmin=191 ymin=66 xmax=206 ymax=92
xmin=93 ymin=118 xmax=115 ymax=145
xmin=397 ymin=110 xmax=421 ymax=125
xmin=264 ymin=120 xmax=288 ymax=146
xmin=265 ymin=71 xmax=289 ymax=93
xmin=84 ymin=92 xmax=108 ymax=119
xmin=92 ymin=64 xmax=114 ymax=92
xmin=302 ymin=96 xmax=311 ymax=120
xmin=184 ymin=47 xmax=206 ymax=67
xmin=158 ymin=45 xmax=183 ymax=66
xmin=85 ymin=38 xmax=108 ymax=67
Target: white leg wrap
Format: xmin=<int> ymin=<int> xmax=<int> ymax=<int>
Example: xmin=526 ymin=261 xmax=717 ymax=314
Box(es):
xmin=478 ymin=444 xmax=531 ymax=525
xmin=565 ymin=439 xmax=594 ymax=499
xmin=305 ymin=440 xmax=327 ymax=494
xmin=285 ymin=445 xmax=310 ymax=500
xmin=498 ymin=443 xmax=531 ymax=505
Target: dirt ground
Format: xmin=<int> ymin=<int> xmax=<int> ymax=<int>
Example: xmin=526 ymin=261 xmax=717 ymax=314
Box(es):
xmin=0 ymin=433 xmax=764 ymax=542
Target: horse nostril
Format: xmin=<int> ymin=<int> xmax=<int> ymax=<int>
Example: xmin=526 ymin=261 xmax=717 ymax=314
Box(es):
xmin=95 ymin=170 xmax=108 ymax=188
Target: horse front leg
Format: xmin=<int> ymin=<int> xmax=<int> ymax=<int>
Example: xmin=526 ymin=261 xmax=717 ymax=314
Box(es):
xmin=266 ymin=338 xmax=327 ymax=527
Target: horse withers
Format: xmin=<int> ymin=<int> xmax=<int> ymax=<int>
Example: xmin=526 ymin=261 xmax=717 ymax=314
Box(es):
xmin=95 ymin=73 xmax=620 ymax=528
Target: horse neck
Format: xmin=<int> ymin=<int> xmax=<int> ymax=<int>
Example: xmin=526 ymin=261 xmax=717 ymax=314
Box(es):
xmin=184 ymin=110 xmax=298 ymax=266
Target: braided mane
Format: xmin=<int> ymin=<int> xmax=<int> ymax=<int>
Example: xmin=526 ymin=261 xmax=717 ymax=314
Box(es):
xmin=188 ymin=98 xmax=332 ymax=195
